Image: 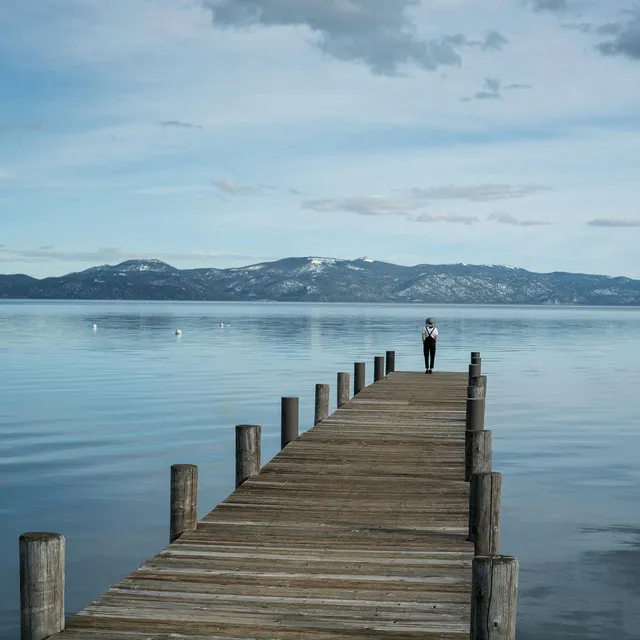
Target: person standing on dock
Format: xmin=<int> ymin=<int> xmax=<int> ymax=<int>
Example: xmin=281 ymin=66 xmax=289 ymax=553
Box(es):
xmin=421 ymin=317 xmax=438 ymax=374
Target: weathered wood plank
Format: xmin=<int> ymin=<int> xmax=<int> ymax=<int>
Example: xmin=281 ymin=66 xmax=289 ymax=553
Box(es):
xmin=52 ymin=371 xmax=473 ymax=639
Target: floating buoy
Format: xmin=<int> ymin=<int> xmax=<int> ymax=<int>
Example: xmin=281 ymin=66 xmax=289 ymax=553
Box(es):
xmin=175 ymin=329 xmax=182 ymax=336
xmin=91 ymin=324 xmax=97 ymax=330
xmin=219 ymin=323 xmax=224 ymax=328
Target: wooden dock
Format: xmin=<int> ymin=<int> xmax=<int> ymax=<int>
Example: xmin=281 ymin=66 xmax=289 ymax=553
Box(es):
xmin=20 ymin=355 xmax=519 ymax=640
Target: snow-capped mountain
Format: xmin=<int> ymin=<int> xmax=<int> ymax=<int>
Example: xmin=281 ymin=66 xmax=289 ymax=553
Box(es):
xmin=1 ymin=257 xmax=640 ymax=305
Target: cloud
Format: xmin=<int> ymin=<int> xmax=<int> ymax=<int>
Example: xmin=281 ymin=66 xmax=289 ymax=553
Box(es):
xmin=204 ymin=0 xmax=507 ymax=76
xmin=414 ymin=212 xmax=478 ymax=225
xmin=133 ymin=185 xmax=215 ymax=196
xmin=157 ymin=120 xmax=203 ymax=129
xmin=302 ymin=195 xmax=479 ymax=224
xmin=527 ymin=0 xmax=567 ymax=12
xmin=597 ymin=15 xmax=640 ymax=60
xmin=0 ymin=246 xmax=267 ymax=264
xmin=408 ymin=183 xmax=552 ymax=202
xmin=461 ymin=77 xmax=532 ymax=102
xmin=213 ymin=178 xmax=307 ymax=197
xmin=587 ymin=218 xmax=640 ymax=228
xmin=303 ymin=195 xmax=420 ymax=216
xmin=488 ymin=212 xmax=551 ymax=226
xmin=213 ymin=178 xmax=267 ymax=196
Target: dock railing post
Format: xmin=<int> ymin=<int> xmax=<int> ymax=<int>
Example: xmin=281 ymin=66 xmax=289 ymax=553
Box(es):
xmin=466 ymin=379 xmax=485 ymax=432
xmin=281 ymin=397 xmax=299 ymax=449
xmin=469 ymin=361 xmax=481 ymax=383
xmin=465 ymin=430 xmax=492 ymax=482
xmin=337 ymin=372 xmax=350 ymax=408
xmin=235 ymin=424 xmax=261 ymax=488
xmin=374 ymin=356 xmax=384 ymax=382
xmin=170 ymin=464 xmax=198 ymax=542
xmin=471 ymin=556 xmax=519 ymax=640
xmin=469 ymin=472 xmax=501 ymax=555
xmin=314 ymin=383 xmax=330 ymax=425
xmin=19 ymin=532 xmax=65 ymax=640
xmin=385 ymin=350 xmax=395 ymax=374
xmin=354 ymin=362 xmax=365 ymax=395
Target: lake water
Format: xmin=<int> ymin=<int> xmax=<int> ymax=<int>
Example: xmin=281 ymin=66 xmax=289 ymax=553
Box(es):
xmin=1 ymin=300 xmax=639 ymax=639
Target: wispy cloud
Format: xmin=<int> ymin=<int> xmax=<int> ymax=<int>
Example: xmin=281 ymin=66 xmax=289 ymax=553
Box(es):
xmin=588 ymin=218 xmax=640 ymax=228
xmin=157 ymin=120 xmax=203 ymax=129
xmin=303 ymin=196 xmax=420 ymax=217
xmin=527 ymin=0 xmax=567 ymax=12
xmin=488 ymin=212 xmax=551 ymax=226
xmin=461 ymin=77 xmax=532 ymax=102
xmin=302 ymin=196 xmax=479 ymax=224
xmin=205 ymin=0 xmax=507 ymax=76
xmin=133 ymin=185 xmax=214 ymax=196
xmin=213 ymin=178 xmax=307 ymax=197
xmin=409 ymin=184 xmax=552 ymax=202
xmin=0 ymin=246 xmax=268 ymax=265
xmin=415 ymin=212 xmax=478 ymax=225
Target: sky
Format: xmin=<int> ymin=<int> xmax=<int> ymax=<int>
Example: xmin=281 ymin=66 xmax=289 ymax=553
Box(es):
xmin=1 ymin=0 xmax=640 ymax=278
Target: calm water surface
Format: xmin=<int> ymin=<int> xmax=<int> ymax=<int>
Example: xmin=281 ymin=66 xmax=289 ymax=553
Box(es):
xmin=1 ymin=301 xmax=639 ymax=639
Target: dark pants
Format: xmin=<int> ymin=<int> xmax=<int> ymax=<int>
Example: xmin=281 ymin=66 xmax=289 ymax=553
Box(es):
xmin=423 ymin=338 xmax=436 ymax=370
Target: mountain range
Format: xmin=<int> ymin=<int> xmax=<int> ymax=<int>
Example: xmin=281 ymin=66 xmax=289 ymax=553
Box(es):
xmin=1 ymin=257 xmax=639 ymax=305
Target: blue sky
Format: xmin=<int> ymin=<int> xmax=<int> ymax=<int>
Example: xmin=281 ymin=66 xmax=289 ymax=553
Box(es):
xmin=1 ymin=0 xmax=640 ymax=278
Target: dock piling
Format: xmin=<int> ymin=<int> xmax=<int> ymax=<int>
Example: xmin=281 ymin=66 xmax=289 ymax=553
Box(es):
xmin=354 ymin=362 xmax=365 ymax=395
xmin=170 ymin=464 xmax=198 ymax=542
xmin=314 ymin=383 xmax=330 ymax=425
xmin=281 ymin=397 xmax=299 ymax=449
xmin=469 ymin=472 xmax=502 ymax=556
xmin=466 ymin=382 xmax=485 ymax=432
xmin=337 ymin=372 xmax=350 ymax=408
xmin=235 ymin=424 xmax=261 ymax=488
xmin=465 ymin=429 xmax=492 ymax=482
xmin=471 ymin=556 xmax=519 ymax=640
xmin=469 ymin=362 xmax=481 ymax=383
xmin=385 ymin=350 xmax=395 ymax=374
xmin=374 ymin=356 xmax=384 ymax=382
xmin=19 ymin=532 xmax=65 ymax=640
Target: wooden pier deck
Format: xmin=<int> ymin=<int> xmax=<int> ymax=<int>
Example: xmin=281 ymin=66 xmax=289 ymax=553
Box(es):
xmin=54 ymin=371 xmax=474 ymax=639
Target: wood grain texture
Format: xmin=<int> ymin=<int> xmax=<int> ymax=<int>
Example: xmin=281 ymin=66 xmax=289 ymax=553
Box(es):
xmin=20 ymin=532 xmax=65 ymax=640
xmin=235 ymin=425 xmax=261 ymax=489
xmin=170 ymin=464 xmax=198 ymax=543
xmin=471 ymin=556 xmax=518 ymax=640
xmin=52 ymin=371 xmax=474 ymax=639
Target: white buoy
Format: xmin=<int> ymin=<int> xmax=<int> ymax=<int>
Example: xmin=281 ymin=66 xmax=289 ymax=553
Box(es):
xmin=175 ymin=329 xmax=182 ymax=336
xmin=219 ymin=323 xmax=224 ymax=328
xmin=91 ymin=324 xmax=97 ymax=330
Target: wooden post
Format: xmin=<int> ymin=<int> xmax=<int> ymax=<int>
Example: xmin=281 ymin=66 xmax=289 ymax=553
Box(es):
xmin=385 ymin=350 xmax=395 ymax=374
xmin=354 ymin=362 xmax=365 ymax=395
xmin=337 ymin=372 xmax=350 ymax=408
xmin=469 ymin=362 xmax=481 ymax=383
xmin=471 ymin=351 xmax=481 ymax=362
xmin=480 ymin=374 xmax=488 ymax=417
xmin=19 ymin=532 xmax=65 ymax=640
xmin=170 ymin=464 xmax=198 ymax=543
xmin=471 ymin=556 xmax=519 ymax=640
xmin=466 ymin=383 xmax=485 ymax=431
xmin=374 ymin=356 xmax=384 ymax=382
xmin=235 ymin=424 xmax=261 ymax=488
xmin=281 ymin=397 xmax=299 ymax=449
xmin=465 ymin=430 xmax=492 ymax=482
xmin=314 ymin=383 xmax=330 ymax=425
xmin=469 ymin=472 xmax=502 ymax=556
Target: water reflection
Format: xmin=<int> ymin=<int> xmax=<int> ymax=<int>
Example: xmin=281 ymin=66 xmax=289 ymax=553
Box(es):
xmin=0 ymin=301 xmax=639 ymax=640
